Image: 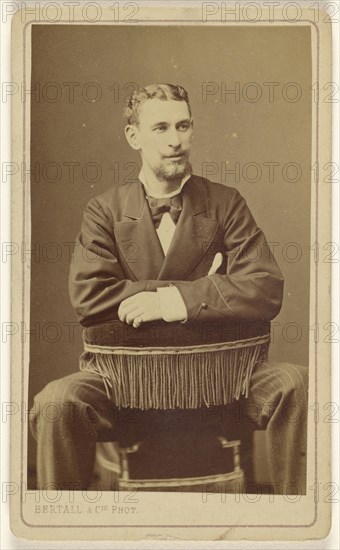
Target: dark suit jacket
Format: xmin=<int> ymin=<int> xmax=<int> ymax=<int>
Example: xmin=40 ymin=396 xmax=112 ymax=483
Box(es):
xmin=69 ymin=176 xmax=284 ymax=327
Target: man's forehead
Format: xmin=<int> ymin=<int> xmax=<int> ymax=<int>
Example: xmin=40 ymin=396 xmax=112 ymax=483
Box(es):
xmin=138 ymin=98 xmax=191 ymax=125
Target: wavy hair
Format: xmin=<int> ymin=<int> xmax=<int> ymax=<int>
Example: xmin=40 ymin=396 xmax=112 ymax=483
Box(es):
xmin=124 ymin=83 xmax=191 ymax=126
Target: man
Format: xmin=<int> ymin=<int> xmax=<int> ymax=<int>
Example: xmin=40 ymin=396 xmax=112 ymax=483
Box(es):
xmin=30 ymin=83 xmax=308 ymax=493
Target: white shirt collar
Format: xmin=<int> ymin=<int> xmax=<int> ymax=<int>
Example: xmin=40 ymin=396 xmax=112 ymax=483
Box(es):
xmin=139 ymin=167 xmax=191 ymax=199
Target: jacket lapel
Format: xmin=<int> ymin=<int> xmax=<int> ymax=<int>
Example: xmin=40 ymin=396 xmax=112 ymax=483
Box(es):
xmin=114 ymin=181 xmax=165 ymax=280
xmin=158 ymin=178 xmax=219 ymax=280
xmin=114 ymin=177 xmax=219 ymax=282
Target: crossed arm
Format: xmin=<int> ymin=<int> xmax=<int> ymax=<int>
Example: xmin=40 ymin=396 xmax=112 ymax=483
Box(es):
xmin=69 ymin=190 xmax=284 ymax=327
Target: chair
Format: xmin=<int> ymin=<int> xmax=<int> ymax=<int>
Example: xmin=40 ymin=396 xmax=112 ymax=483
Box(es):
xmin=84 ymin=318 xmax=266 ymax=493
xmin=92 ymin=408 xmax=254 ymax=493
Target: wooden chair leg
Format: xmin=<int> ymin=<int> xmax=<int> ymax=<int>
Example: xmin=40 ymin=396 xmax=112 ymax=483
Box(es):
xmin=239 ymin=430 xmax=255 ymax=487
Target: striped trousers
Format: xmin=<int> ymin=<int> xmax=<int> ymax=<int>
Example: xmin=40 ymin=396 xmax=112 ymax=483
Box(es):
xmin=29 ymin=361 xmax=308 ymax=493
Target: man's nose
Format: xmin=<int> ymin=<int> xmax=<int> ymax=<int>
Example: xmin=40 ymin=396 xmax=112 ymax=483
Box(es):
xmin=167 ymin=128 xmax=181 ymax=148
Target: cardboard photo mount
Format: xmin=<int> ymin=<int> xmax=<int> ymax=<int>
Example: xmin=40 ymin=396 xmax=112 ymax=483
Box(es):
xmin=10 ymin=2 xmax=333 ymax=542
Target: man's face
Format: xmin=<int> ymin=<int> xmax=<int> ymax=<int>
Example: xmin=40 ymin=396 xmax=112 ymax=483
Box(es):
xmin=128 ymin=98 xmax=193 ymax=182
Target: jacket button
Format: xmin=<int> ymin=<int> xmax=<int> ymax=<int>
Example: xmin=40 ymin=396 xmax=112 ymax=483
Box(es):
xmin=201 ymin=302 xmax=208 ymax=309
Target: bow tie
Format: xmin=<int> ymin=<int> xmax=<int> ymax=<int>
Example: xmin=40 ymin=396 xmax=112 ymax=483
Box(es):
xmin=146 ymin=195 xmax=182 ymax=228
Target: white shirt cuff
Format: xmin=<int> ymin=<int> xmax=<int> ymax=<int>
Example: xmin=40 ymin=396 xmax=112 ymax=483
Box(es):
xmin=157 ymin=287 xmax=188 ymax=322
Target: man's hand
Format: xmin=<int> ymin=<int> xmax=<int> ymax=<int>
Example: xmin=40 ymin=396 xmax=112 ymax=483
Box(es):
xmin=118 ymin=292 xmax=162 ymax=328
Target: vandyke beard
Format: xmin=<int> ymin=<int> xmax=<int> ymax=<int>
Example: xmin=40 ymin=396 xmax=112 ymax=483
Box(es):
xmin=155 ymin=158 xmax=193 ymax=184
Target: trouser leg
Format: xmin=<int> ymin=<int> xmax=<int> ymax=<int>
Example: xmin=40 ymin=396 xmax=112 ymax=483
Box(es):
xmin=30 ymin=362 xmax=308 ymax=492
xmin=245 ymin=361 xmax=308 ymax=494
xmin=29 ymin=371 xmax=122 ymax=490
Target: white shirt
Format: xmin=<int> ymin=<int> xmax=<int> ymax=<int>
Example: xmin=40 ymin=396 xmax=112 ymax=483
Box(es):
xmin=139 ymin=168 xmax=190 ymax=322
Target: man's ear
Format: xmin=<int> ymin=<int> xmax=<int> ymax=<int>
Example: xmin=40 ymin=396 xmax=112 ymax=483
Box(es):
xmin=125 ymin=124 xmax=141 ymax=150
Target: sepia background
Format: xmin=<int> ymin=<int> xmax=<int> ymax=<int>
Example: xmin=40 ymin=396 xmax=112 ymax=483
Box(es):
xmin=28 ymin=24 xmax=312 ymax=482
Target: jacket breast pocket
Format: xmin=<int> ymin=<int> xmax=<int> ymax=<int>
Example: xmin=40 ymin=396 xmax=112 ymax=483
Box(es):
xmin=195 ymin=234 xmax=226 ymax=278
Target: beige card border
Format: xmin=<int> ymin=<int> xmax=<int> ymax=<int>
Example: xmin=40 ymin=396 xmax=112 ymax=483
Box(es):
xmin=10 ymin=2 xmax=332 ymax=542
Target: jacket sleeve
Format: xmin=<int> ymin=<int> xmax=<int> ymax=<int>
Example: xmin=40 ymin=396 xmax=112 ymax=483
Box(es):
xmin=68 ymin=198 xmax=169 ymax=325
xmin=174 ymin=189 xmax=284 ymax=322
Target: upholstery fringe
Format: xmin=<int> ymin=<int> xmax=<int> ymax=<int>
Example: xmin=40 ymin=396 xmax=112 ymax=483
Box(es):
xmin=80 ymin=335 xmax=270 ymax=410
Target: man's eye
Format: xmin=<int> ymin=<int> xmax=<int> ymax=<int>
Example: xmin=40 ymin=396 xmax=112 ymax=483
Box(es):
xmin=178 ymin=124 xmax=190 ymax=131
xmin=154 ymin=126 xmax=167 ymax=133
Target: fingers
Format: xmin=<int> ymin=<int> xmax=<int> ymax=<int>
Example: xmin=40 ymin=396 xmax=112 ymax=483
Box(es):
xmin=132 ymin=315 xmax=144 ymax=329
xmin=118 ymin=299 xmax=139 ymax=322
xmin=118 ymin=292 xmax=161 ymax=328
xmin=119 ymin=304 xmax=147 ymax=328
xmin=126 ymin=309 xmax=143 ymax=325
xmin=119 ymin=292 xmax=146 ymax=309
xmin=120 ymin=295 xmax=138 ymax=307
xmin=118 ymin=297 xmax=145 ymax=326
xmin=120 ymin=306 xmax=144 ymax=328
xmin=120 ymin=307 xmax=143 ymax=324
